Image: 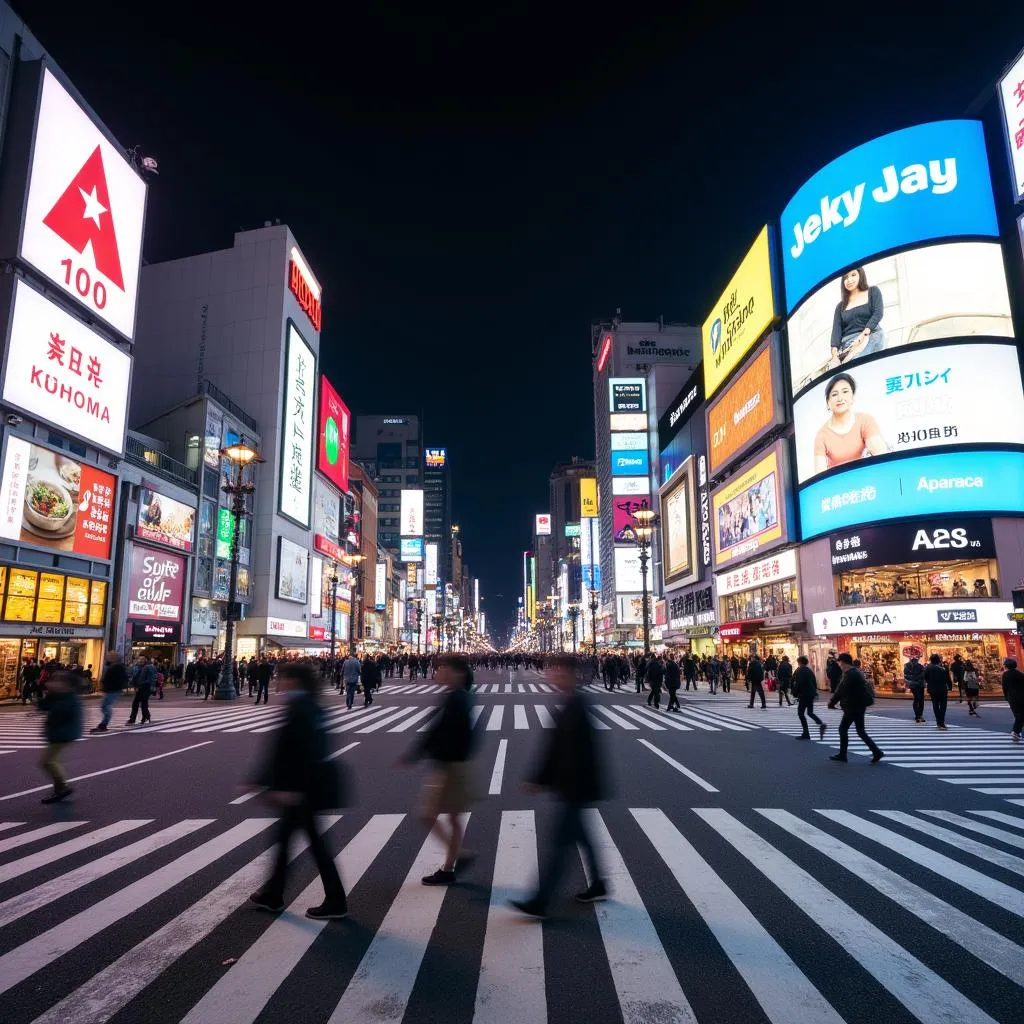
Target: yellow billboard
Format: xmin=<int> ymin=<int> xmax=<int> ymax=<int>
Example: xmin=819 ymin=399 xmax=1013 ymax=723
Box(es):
xmin=702 ymin=225 xmax=776 ymax=399
xmin=580 ymin=477 xmax=598 ymax=518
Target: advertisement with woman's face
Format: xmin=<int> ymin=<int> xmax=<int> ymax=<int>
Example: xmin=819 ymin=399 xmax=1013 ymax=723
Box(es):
xmin=785 ymin=242 xmax=1012 ymax=396
xmin=791 ymin=340 xmax=1024 ymax=485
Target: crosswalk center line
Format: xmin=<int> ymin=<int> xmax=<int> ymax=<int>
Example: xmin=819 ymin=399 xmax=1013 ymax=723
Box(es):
xmin=327 ymin=814 xmax=471 ymax=1024
xmin=816 ymin=810 xmax=1024 ymax=917
xmin=592 ymin=706 xmax=639 ymax=730
xmin=583 ymin=809 xmax=698 ymax=1024
xmin=513 ymin=704 xmax=529 ymax=730
xmin=0 ymin=818 xmax=274 ymax=995
xmin=0 ymin=821 xmax=85 ymax=854
xmin=389 ymin=707 xmax=436 ymax=732
xmin=473 ymin=810 xmax=544 ymax=1023
xmin=871 ymin=811 xmax=1024 ymax=877
xmin=534 ymin=705 xmax=555 ymax=728
xmin=486 ymin=706 xmax=505 ymax=731
xmin=180 ymin=814 xmax=401 ymax=1024
xmin=0 ymin=820 xmax=150 ymax=885
xmin=756 ymin=809 xmax=1024 ymax=988
xmin=695 ymin=808 xmax=999 ymax=1024
xmin=0 ymin=820 xmax=213 ymax=930
xmin=632 ymin=808 xmax=840 ymax=1024
xmin=34 ymin=821 xmax=331 ymax=1024
xmin=356 ymin=708 xmax=418 ymax=734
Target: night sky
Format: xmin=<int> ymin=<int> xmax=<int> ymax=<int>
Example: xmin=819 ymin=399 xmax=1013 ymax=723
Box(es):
xmin=15 ymin=3 xmax=1024 ymax=638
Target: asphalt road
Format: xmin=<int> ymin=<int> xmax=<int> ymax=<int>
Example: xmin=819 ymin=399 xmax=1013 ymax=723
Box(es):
xmin=0 ymin=668 xmax=1021 ymax=1024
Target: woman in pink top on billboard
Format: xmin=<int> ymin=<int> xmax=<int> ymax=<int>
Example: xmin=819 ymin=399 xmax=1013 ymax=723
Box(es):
xmin=813 ymin=372 xmax=889 ymax=473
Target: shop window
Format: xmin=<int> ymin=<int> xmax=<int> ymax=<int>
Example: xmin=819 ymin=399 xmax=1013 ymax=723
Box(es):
xmin=64 ymin=577 xmax=89 ymax=624
xmin=4 ymin=567 xmax=37 ymax=621
xmin=36 ymin=572 xmax=65 ymax=623
xmin=721 ymin=579 xmax=799 ymax=622
xmin=195 ymin=557 xmax=213 ymax=594
xmin=89 ymin=581 xmax=107 ymax=626
xmin=203 ymin=467 xmax=219 ymax=498
xmin=835 ymin=559 xmax=999 ymax=606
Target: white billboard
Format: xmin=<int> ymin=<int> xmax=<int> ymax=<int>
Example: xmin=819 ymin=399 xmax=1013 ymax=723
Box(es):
xmin=811 ymin=601 xmax=1014 ymax=636
xmin=1000 ymin=51 xmax=1024 ymax=203
xmin=612 ymin=476 xmax=650 ymax=497
xmin=535 ymin=513 xmax=552 ymax=535
xmin=310 ymin=556 xmax=323 ymax=616
xmin=425 ymin=542 xmax=438 ymax=586
xmin=21 ymin=69 xmax=147 ymax=340
xmin=400 ymin=488 xmax=424 ymax=536
xmin=2 ymin=279 xmax=132 ymax=455
xmin=610 ymin=431 xmax=648 ymax=451
xmin=374 ymin=562 xmax=387 ymax=610
xmin=614 ymin=547 xmax=644 ymax=592
xmin=279 ymin=325 xmax=315 ymax=526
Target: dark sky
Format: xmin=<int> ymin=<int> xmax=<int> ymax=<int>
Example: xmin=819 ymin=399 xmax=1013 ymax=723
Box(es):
xmin=15 ymin=2 xmax=1024 ymax=637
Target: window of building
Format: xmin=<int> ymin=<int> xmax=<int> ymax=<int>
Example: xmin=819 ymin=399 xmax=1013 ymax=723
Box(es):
xmin=0 ymin=566 xmax=107 ymax=626
xmin=721 ymin=578 xmax=799 ymax=622
xmin=834 ymin=559 xmax=999 ymax=605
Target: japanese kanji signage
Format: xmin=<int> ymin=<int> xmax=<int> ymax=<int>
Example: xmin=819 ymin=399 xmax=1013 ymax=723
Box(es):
xmin=792 ymin=341 xmax=1024 ymax=486
xmin=278 ymin=323 xmax=315 ymax=526
xmin=0 ymin=436 xmax=116 ymax=559
xmin=19 ymin=68 xmax=147 ymax=340
xmin=999 ymin=49 xmax=1024 ymax=203
xmin=715 ymin=548 xmax=798 ymax=598
xmin=2 ymin=279 xmax=132 ymax=455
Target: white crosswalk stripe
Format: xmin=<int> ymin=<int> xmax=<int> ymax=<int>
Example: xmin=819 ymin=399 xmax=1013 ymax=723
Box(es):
xmin=0 ymin=805 xmax=1018 ymax=1021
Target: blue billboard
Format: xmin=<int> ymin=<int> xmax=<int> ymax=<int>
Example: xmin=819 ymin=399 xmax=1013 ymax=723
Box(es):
xmin=611 ymin=449 xmax=650 ymax=477
xmin=798 ymin=449 xmax=1024 ymax=539
xmin=400 ymin=537 xmax=424 ymax=562
xmin=781 ymin=120 xmax=998 ymax=313
xmin=582 ymin=564 xmax=602 ymax=591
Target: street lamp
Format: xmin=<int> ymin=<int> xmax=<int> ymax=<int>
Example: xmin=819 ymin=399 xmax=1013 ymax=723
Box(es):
xmin=415 ymin=599 xmax=424 ymax=654
xmin=632 ymin=500 xmax=660 ymax=656
xmin=589 ymin=588 xmax=600 ymax=656
xmin=328 ymin=560 xmax=339 ymax=662
xmin=216 ymin=438 xmax=263 ymax=700
xmin=568 ymin=601 xmax=580 ymax=654
xmin=343 ymin=554 xmax=365 ymax=654
xmin=432 ymin=612 xmax=443 ymax=653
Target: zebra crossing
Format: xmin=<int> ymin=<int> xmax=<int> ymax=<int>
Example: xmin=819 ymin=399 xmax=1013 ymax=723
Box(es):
xmin=703 ymin=701 xmax=1024 ymax=804
xmin=0 ymin=803 xmax=1021 ymax=1022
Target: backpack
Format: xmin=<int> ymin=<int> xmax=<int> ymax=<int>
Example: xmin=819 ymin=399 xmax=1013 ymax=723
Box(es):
xmin=964 ymin=670 xmax=979 ymax=689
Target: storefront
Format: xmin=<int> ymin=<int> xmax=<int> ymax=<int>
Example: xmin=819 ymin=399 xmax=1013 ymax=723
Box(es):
xmin=124 ymin=544 xmax=186 ymax=667
xmin=666 ymin=582 xmax=716 ymax=653
xmin=0 ymin=566 xmax=108 ymax=698
xmin=129 ymin=621 xmax=180 ymax=666
xmin=812 ymin=603 xmax=1017 ymax=697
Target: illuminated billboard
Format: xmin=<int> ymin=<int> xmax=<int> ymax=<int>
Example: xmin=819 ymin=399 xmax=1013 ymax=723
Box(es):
xmin=535 ymin=513 xmax=552 ymax=536
xmin=609 ymin=378 xmax=647 ymax=413
xmin=425 ymin=542 xmax=439 ymax=585
xmin=276 ymin=537 xmax=309 ymax=604
xmin=580 ymin=478 xmax=598 ymax=518
xmin=425 ymin=447 xmax=447 ymax=468
xmin=999 ymin=50 xmax=1024 ymax=203
xmin=316 ymin=376 xmax=350 ymax=493
xmin=400 ymin=488 xmax=424 ymax=536
xmin=400 ymin=537 xmax=424 ymax=562
xmin=798 ymin=449 xmax=1024 ymax=539
xmin=710 ymin=443 xmax=791 ymax=570
xmin=614 ymin=547 xmax=644 ymax=593
xmin=611 ymin=450 xmax=650 ymax=477
xmin=706 ymin=338 xmax=784 ymax=476
xmin=611 ymin=496 xmax=642 ymax=545
xmin=660 ymin=456 xmax=696 ymax=587
xmin=137 ymin=488 xmax=195 ymax=553
xmin=702 ymin=226 xmax=776 ymax=398
xmin=792 ymin=341 xmax=1024 ymax=486
xmin=786 ymin=241 xmax=1012 ymax=395
xmin=279 ymin=324 xmax=316 ymax=526
xmin=781 ymin=121 xmax=998 ymax=312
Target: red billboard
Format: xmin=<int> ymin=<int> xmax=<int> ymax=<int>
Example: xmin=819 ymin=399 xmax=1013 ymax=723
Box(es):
xmin=317 ymin=376 xmax=350 ymax=493
xmin=126 ymin=545 xmax=185 ymax=622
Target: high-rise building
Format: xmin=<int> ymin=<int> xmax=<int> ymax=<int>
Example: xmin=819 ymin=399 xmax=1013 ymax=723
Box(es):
xmin=549 ymin=458 xmax=595 ymax=566
xmin=351 ymin=415 xmax=422 ymax=554
xmin=423 ymin=445 xmax=452 ymax=585
xmin=591 ymin=318 xmax=698 ymax=646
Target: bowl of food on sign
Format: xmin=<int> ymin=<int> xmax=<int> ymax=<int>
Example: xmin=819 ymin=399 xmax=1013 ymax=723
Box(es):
xmin=54 ymin=456 xmax=81 ymax=498
xmin=23 ymin=478 xmax=75 ymax=536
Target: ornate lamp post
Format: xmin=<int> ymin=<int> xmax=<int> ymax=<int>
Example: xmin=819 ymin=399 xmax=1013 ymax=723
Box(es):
xmin=568 ymin=601 xmax=581 ymax=654
xmin=588 ymin=588 xmax=600 ymax=656
xmin=632 ymin=500 xmax=660 ymax=656
xmin=216 ymin=438 xmax=263 ymax=700
xmin=343 ymin=554 xmax=365 ymax=654
xmin=432 ymin=612 xmax=443 ymax=654
xmin=415 ymin=599 xmax=424 ymax=654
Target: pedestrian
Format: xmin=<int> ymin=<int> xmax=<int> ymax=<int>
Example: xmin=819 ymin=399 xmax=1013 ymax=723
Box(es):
xmin=950 ymin=653 xmax=966 ymax=703
xmin=255 ymin=657 xmax=273 ymax=705
xmin=776 ymin=654 xmax=794 ymax=706
xmin=126 ymin=657 xmax=155 ymax=725
xmin=511 ymin=653 xmax=609 ymax=918
xmin=792 ymin=655 xmax=826 ymax=740
xmin=90 ymin=650 xmax=127 ymax=733
xmin=401 ymin=654 xmax=477 ymax=886
xmin=720 ymin=657 xmax=732 ymax=693
xmin=826 ymin=652 xmax=883 ymax=763
xmin=825 ymin=651 xmax=843 ymax=694
xmin=964 ymin=660 xmax=981 ymax=716
xmin=764 ymin=652 xmax=778 ymax=692
xmin=924 ymin=653 xmax=951 ymax=731
xmin=746 ymin=654 xmax=767 ymax=709
xmin=360 ymin=653 xmax=379 ymax=707
xmin=645 ymin=654 xmax=664 ymax=709
xmin=248 ymin=662 xmax=348 ymax=919
xmin=664 ymin=654 xmax=681 ymax=712
xmin=37 ymin=669 xmax=83 ymax=803
xmin=903 ymin=654 xmax=926 ymax=723
xmin=342 ymin=649 xmax=361 ymax=709
xmin=682 ymin=653 xmax=697 ymax=692
xmin=1001 ymin=657 xmax=1024 ymax=743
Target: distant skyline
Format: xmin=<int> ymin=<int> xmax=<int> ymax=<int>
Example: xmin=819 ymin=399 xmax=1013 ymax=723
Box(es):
xmin=15 ymin=2 xmax=1024 ymax=632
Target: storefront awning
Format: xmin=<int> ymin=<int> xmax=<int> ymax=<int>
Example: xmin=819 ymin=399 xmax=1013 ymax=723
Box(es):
xmin=718 ymin=619 xmax=764 ymax=639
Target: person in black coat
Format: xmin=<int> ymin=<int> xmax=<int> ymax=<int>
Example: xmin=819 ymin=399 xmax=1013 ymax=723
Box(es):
xmin=38 ymin=670 xmax=83 ymax=803
xmin=746 ymin=655 xmax=767 ymax=709
xmin=664 ymin=655 xmax=681 ymax=712
xmin=792 ymin=655 xmax=825 ymax=740
xmin=511 ymin=654 xmax=609 ymax=918
xmin=248 ymin=662 xmax=347 ymax=920
xmin=827 ymin=653 xmax=883 ymax=763
xmin=776 ymin=655 xmax=794 ymax=707
xmin=1002 ymin=658 xmax=1024 ymax=742
xmin=645 ymin=655 xmax=665 ymax=709
xmin=923 ymin=653 xmax=952 ymax=730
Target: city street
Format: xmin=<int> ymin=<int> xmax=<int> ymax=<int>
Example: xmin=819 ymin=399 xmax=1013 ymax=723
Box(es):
xmin=0 ymin=668 xmax=1021 ymax=1023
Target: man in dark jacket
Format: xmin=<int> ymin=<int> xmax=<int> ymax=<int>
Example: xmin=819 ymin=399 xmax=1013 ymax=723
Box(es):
xmin=255 ymin=658 xmax=273 ymax=704
xmin=511 ymin=654 xmax=608 ymax=918
xmin=682 ymin=654 xmax=698 ymax=691
xmin=249 ymin=662 xmax=347 ymax=920
xmin=360 ymin=654 xmax=380 ymax=707
xmin=792 ymin=655 xmax=825 ymax=740
xmin=664 ymin=655 xmax=681 ymax=712
xmin=38 ymin=670 xmax=83 ymax=803
xmin=776 ymin=654 xmax=794 ymax=707
xmin=91 ymin=650 xmax=127 ymax=733
xmin=126 ymin=658 xmax=155 ymax=725
xmin=827 ymin=653 xmax=883 ymax=763
xmin=746 ymin=655 xmax=767 ymax=709
xmin=1002 ymin=658 xmax=1024 ymax=742
xmin=645 ymin=655 xmax=665 ymax=709
xmin=904 ymin=655 xmax=926 ymax=723
xmin=923 ymin=653 xmax=952 ymax=730
xmin=825 ymin=652 xmax=843 ymax=693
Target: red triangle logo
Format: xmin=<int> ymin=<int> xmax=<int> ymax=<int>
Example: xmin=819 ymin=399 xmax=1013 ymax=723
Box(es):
xmin=42 ymin=145 xmax=125 ymax=290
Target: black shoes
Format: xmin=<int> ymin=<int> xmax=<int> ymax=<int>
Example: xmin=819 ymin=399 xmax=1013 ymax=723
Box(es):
xmin=819 ymin=722 xmax=827 ymax=740
xmin=41 ymin=787 xmax=72 ymax=804
xmin=249 ymin=891 xmax=284 ymax=913
xmin=306 ymin=900 xmax=348 ymax=920
xmin=575 ymin=880 xmax=608 ymax=903
xmin=796 ymin=734 xmax=811 ymax=740
xmin=829 ymin=754 xmax=848 ymax=762
xmin=509 ymin=898 xmax=547 ymax=919
xmin=89 ymin=725 xmax=107 ymax=733
xmin=871 ymin=751 xmax=885 ymax=763
xmin=422 ymin=868 xmax=456 ymax=886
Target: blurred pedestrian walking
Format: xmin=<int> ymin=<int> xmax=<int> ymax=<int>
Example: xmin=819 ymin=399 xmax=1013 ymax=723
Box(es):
xmin=38 ymin=670 xmax=82 ymax=803
xmin=90 ymin=650 xmax=126 ymax=733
